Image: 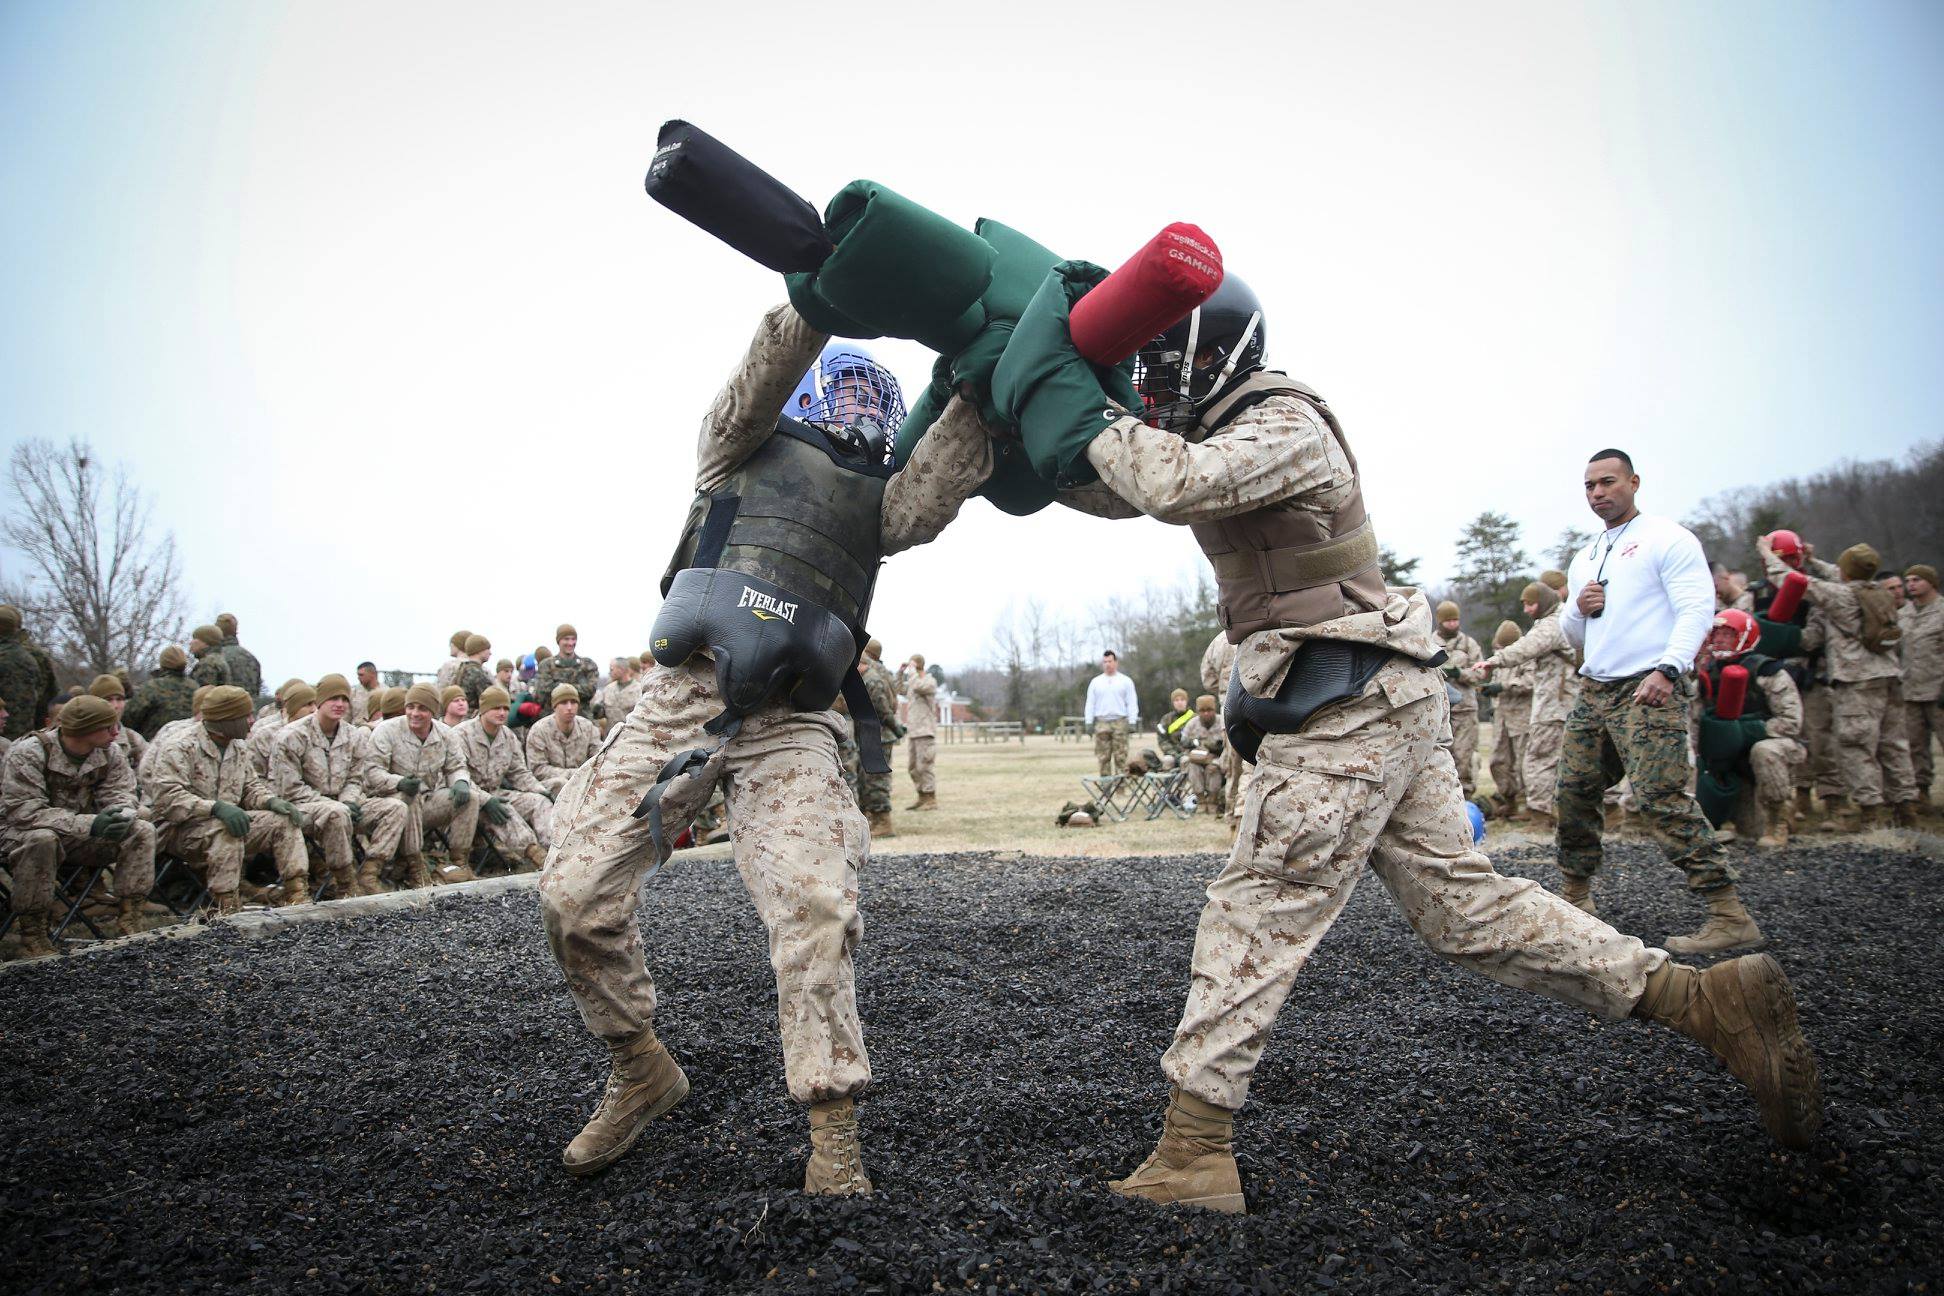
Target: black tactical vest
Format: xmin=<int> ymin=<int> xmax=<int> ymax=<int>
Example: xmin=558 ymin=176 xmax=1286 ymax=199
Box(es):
xmin=652 ymin=418 xmax=892 ymax=750
xmin=1704 ymin=655 xmax=1779 ymax=722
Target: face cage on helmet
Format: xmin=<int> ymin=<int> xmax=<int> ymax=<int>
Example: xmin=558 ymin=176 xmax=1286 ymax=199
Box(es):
xmin=1707 ymin=615 xmax=1760 ymax=662
xmin=804 ymin=357 xmax=905 ymax=465
xmin=1132 ymin=306 xmax=1263 ymax=431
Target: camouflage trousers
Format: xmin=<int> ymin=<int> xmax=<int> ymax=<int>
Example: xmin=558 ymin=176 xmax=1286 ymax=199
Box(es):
xmin=539 ymin=656 xmax=870 ymax=1104
xmin=1831 ymin=678 xmax=1916 ymax=807
xmin=907 ymin=735 xmax=936 ymax=796
xmin=1556 ymin=675 xmax=1733 ymax=892
xmin=393 ymin=788 xmax=480 ymax=862
xmin=1224 ymin=747 xmax=1246 ymax=825
xmin=1801 ymin=686 xmax=1839 ymax=796
xmin=1748 ymin=738 xmax=1806 ymax=804
xmin=6 ymin=821 xmax=156 ymax=917
xmin=158 ymin=811 xmax=307 ymax=895
xmin=858 ymin=767 xmax=893 ymax=815
xmin=1490 ymin=723 xmax=1525 ymax=810
xmin=1162 ymin=663 xmax=1662 ymax=1110
xmin=492 ymin=790 xmax=554 ymax=850
xmin=1523 ymin=720 xmax=1564 ymax=814
xmin=1094 ymin=717 xmax=1130 ymax=776
xmin=1448 ymin=706 xmax=1478 ymax=800
xmin=1185 ymin=755 xmax=1224 ymax=812
xmin=1908 ymin=698 xmax=1942 ymax=794
xmin=297 ymin=796 xmax=408 ymax=874
xmin=838 ymin=728 xmax=860 ymax=801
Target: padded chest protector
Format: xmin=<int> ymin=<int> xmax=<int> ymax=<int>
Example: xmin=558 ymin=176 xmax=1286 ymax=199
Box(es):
xmin=654 ymin=419 xmax=890 ymax=728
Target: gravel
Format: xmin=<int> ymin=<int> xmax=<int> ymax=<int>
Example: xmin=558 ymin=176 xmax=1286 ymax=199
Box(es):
xmin=2 ymin=839 xmax=1938 ymax=1294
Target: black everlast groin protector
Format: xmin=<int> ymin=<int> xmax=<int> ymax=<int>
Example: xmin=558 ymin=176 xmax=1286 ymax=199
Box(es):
xmin=644 ymin=120 xmax=833 ymax=275
xmin=1224 ymin=641 xmax=1447 ymax=766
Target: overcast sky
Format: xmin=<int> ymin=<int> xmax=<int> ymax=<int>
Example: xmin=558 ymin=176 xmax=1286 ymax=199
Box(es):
xmin=3 ymin=0 xmax=1940 ymax=682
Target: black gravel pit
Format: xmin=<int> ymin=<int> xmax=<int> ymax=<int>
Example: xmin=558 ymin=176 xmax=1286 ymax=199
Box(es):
xmin=2 ymin=840 xmax=1938 ymax=1294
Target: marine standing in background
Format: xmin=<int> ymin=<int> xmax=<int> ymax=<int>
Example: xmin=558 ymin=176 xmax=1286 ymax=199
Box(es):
xmin=0 ymin=606 xmax=59 ymax=739
xmin=901 ymin=654 xmax=939 ymax=811
xmin=189 ymin=627 xmax=231 ymax=690
xmin=1900 ymin=564 xmax=1942 ymax=808
xmin=1433 ymin=600 xmax=1483 ymax=802
xmin=857 ymin=641 xmax=901 ymax=838
xmin=125 ymin=646 xmax=197 ymax=740
xmin=534 ymin=626 xmax=602 ymax=724
xmin=456 ymin=635 xmax=497 ymax=713
xmin=214 ymin=613 xmax=263 ymax=699
xmin=1482 ymin=620 xmax=1529 ymax=818
xmin=437 ymin=631 xmax=470 ymax=690
xmin=1476 ymin=582 xmax=1576 ymax=828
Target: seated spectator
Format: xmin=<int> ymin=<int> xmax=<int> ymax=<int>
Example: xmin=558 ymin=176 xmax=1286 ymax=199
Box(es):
xmin=272 ymin=673 xmax=408 ymax=897
xmin=246 ymin=681 xmax=315 ymax=779
xmin=525 ymin=684 xmax=599 ymax=795
xmin=368 ymin=682 xmax=482 ymax=887
xmin=441 ymin=685 xmax=469 ymax=728
xmin=1179 ymin=695 xmax=1228 ymax=815
xmin=451 ymin=685 xmax=553 ymax=872
xmin=125 ymin=646 xmax=196 ymax=740
xmin=86 ymin=674 xmax=148 ymax=775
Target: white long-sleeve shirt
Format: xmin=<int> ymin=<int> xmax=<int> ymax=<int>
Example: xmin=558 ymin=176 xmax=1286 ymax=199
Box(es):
xmin=1561 ymin=512 xmax=1715 ymax=682
xmin=1084 ymin=673 xmax=1139 ymax=725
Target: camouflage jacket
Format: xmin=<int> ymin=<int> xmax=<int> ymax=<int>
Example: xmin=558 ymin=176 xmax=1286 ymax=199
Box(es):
xmin=242 ymin=711 xmax=288 ymax=781
xmin=1898 ymin=598 xmax=1943 ymax=703
xmin=1156 ymin=707 xmax=1193 ymax=755
xmin=1179 ymin=713 xmax=1226 ymax=758
xmin=451 ymin=717 xmax=548 ymax=796
xmin=457 ymin=660 xmax=495 ymax=711
xmin=534 ymin=654 xmax=601 ymax=715
xmin=272 ymin=712 xmax=374 ymax=806
xmin=1200 ymin=631 xmax=1237 ymax=695
xmin=1766 ymin=554 xmax=1900 ymax=685
xmin=436 ymin=658 xmax=463 ymax=690
xmin=1436 ymin=630 xmax=1485 ymax=711
xmin=143 ymin=724 xmax=277 ymax=825
xmin=902 ymin=671 xmax=939 ymax=738
xmin=125 ymin=667 xmax=196 ymax=739
xmin=191 ymin=648 xmax=231 ymax=690
xmin=0 ymin=633 xmax=58 ymax=739
xmin=597 ymin=678 xmax=642 ymax=728
xmin=526 ymin=713 xmax=600 ymax=785
xmin=367 ymin=716 xmax=474 ymax=795
xmin=861 ymin=659 xmax=900 ymax=742
xmin=1487 ymin=607 xmax=1578 ymax=727
xmin=1 ymin=730 xmax=141 ymax=842
xmin=114 ymin=726 xmax=148 ymax=779
xmin=219 ymin=636 xmax=263 ymax=698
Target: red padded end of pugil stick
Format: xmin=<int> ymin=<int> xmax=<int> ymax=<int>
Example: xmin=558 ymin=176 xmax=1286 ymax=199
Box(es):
xmin=1069 ymin=223 xmax=1224 ymax=365
xmin=1768 ymin=569 xmax=1808 ymax=624
xmin=1714 ymin=664 xmax=1750 ymax=720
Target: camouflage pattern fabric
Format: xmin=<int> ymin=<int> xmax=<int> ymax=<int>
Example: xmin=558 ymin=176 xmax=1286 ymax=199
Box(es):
xmin=190 ymin=647 xmax=230 ymax=691
xmin=1556 ymin=675 xmax=1734 ymax=892
xmin=907 ymin=735 xmax=936 ymax=795
xmin=837 ymin=713 xmax=861 ymax=800
xmin=273 ymin=712 xmax=408 ymax=868
xmin=534 ymin=654 xmax=602 ymax=718
xmin=219 ymin=637 xmax=263 ymax=699
xmin=1093 ymin=717 xmax=1129 ymax=776
xmin=526 ymin=713 xmax=600 ymax=792
xmin=0 ymin=633 xmax=58 ymax=738
xmin=1 ymin=732 xmax=156 ymax=915
xmin=1831 ymin=679 xmax=1916 ymax=807
xmin=144 ymin=723 xmax=306 ymax=892
xmin=1159 ymin=659 xmax=1663 ymax=1110
xmin=457 ymin=660 xmax=495 ymax=712
xmin=124 ymin=667 xmax=196 ymax=739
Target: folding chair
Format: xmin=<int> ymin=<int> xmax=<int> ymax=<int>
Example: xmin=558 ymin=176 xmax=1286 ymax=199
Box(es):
xmin=1080 ymin=775 xmax=1147 ymax=823
xmin=149 ymin=853 xmax=210 ymax=919
xmin=1143 ymin=769 xmax=1195 ymax=821
xmin=49 ymin=852 xmax=119 ymax=945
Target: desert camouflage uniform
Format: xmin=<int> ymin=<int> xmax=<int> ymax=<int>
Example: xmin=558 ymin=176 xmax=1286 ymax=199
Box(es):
xmin=367 ymin=715 xmax=481 ymax=863
xmin=857 ymin=657 xmax=899 ymax=815
xmin=273 ymin=711 xmax=409 ymax=876
xmin=348 ymin=681 xmax=374 ymax=728
xmin=1201 ymin=631 xmax=1246 ymax=826
xmin=526 ymin=713 xmax=601 ymax=795
xmin=1 ymin=732 xmax=156 ymax=917
xmin=1074 ymin=387 xmax=1663 ymax=1111
xmin=1767 ymin=553 xmax=1914 ymax=808
xmin=218 ymin=636 xmax=263 ymax=699
xmin=903 ymin=670 xmax=938 ymax=795
xmin=1484 ymin=606 xmax=1577 ymax=814
xmin=242 ymin=711 xmax=287 ymax=781
xmin=598 ymin=678 xmax=642 ymax=735
xmin=190 ymin=646 xmax=231 ymax=691
xmin=540 ymin=303 xmax=990 ymax=1102
xmin=1178 ymin=713 xmax=1226 ymax=812
xmin=1436 ymin=627 xmax=1484 ymax=799
xmin=0 ymin=632 xmax=59 ymax=739
xmin=453 ymin=716 xmax=553 ymax=853
xmin=1898 ymin=597 xmax=1942 ymax=796
xmin=124 ymin=666 xmax=195 ymax=740
xmin=145 ymin=722 xmax=307 ymax=895
xmin=113 ymin=726 xmax=148 ymax=782
xmin=1489 ymin=661 xmax=1533 ymax=811
xmin=435 ymin=658 xmax=462 ymax=690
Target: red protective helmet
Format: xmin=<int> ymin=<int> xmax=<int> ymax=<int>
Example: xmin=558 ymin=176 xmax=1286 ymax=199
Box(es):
xmin=1767 ymin=529 xmax=1804 ymax=569
xmin=1708 ymin=608 xmax=1761 ymax=661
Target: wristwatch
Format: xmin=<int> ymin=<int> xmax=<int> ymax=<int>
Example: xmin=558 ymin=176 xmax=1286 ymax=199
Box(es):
xmin=1654 ymin=664 xmax=1682 ymax=683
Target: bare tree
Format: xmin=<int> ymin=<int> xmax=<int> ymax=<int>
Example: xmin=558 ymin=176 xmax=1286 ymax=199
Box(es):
xmin=1 ymin=439 xmax=187 ymax=682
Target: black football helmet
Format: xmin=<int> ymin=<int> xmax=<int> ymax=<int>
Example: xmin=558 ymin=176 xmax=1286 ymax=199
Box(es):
xmin=1133 ymin=275 xmax=1266 ymax=432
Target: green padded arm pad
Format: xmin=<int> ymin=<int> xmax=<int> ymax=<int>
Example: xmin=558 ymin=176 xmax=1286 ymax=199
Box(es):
xmin=990 ymin=261 xmax=1139 ymax=487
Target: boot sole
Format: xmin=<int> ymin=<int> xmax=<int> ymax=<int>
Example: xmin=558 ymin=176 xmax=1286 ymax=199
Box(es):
xmin=562 ymin=1069 xmax=691 ymax=1178
xmin=1109 ymin=1182 xmax=1247 ymax=1215
xmin=1738 ymin=955 xmax=1822 ymax=1149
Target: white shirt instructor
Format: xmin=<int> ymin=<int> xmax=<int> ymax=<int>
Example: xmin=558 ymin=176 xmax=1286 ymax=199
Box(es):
xmin=1084 ymin=655 xmax=1139 ymax=727
xmin=1560 ymin=459 xmax=1715 ymax=705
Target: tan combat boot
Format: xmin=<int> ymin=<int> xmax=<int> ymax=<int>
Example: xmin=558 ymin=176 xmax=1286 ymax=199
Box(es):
xmin=1558 ymin=875 xmax=1595 ymax=915
xmin=804 ymin=1097 xmax=873 ymax=1195
xmin=1755 ymin=800 xmax=1791 ymax=850
xmin=1664 ymin=886 xmax=1765 ymax=955
xmin=1861 ymin=804 xmax=1891 ymax=831
xmin=1892 ymin=801 xmax=1919 ymax=829
xmin=398 ymin=855 xmax=432 ymax=889
xmin=521 ymin=843 xmax=548 ymax=873
xmin=354 ymin=861 xmax=385 ymax=896
xmin=12 ymin=913 xmax=57 ymax=959
xmin=1790 ymin=787 xmax=1816 ymax=827
xmin=1820 ymin=797 xmax=1857 ymax=833
xmin=273 ymin=876 xmax=311 ymax=907
xmin=907 ymin=792 xmax=939 ymax=812
xmin=210 ymin=890 xmax=242 ymax=917
xmin=1109 ymin=1089 xmax=1246 ymax=1214
xmin=867 ymin=810 xmax=896 ymax=838
xmin=562 ymin=1028 xmax=690 ymax=1178
xmin=441 ymin=858 xmax=478 ymax=884
xmin=1633 ymin=955 xmax=1821 ymax=1148
xmin=116 ymin=896 xmax=170 ymax=936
